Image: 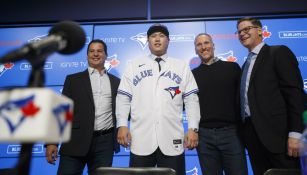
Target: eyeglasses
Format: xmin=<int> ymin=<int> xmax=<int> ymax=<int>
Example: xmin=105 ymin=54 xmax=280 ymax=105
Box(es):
xmin=235 ymin=26 xmax=258 ymax=35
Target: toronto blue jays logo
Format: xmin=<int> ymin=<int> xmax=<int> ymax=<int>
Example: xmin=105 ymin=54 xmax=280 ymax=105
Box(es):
xmin=130 ymin=32 xmax=148 ymax=50
xmin=164 ymin=86 xmax=181 ymax=99
xmin=0 ymin=95 xmax=40 ymax=133
xmin=104 ymin=54 xmax=120 ymax=72
xmin=216 ymin=50 xmax=237 ymax=62
xmin=262 ymin=25 xmax=272 ymax=40
xmin=52 ymin=104 xmax=73 ymax=135
xmin=0 ymin=63 xmax=14 ymax=77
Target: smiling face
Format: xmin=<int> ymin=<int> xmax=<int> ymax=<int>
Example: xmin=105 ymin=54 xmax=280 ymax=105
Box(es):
xmin=148 ymin=32 xmax=169 ymax=56
xmin=194 ymin=34 xmax=215 ymax=64
xmin=237 ymin=20 xmax=263 ymax=51
xmin=87 ymin=42 xmax=106 ymax=71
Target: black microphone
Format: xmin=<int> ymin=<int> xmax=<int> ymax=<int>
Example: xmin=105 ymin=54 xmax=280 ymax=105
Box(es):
xmin=0 ymin=21 xmax=86 ymax=64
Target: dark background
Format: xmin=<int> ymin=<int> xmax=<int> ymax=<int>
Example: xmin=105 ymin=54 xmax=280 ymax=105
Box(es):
xmin=1 ymin=0 xmax=307 ymax=25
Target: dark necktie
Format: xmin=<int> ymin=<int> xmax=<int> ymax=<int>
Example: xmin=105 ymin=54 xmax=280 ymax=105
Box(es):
xmin=240 ymin=52 xmax=254 ymax=120
xmin=155 ymin=57 xmax=162 ymax=72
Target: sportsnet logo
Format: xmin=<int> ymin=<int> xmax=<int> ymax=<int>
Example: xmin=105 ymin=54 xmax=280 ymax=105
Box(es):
xmin=217 ymin=50 xmax=237 ymax=62
xmin=262 ymin=26 xmax=271 ymax=40
xmin=0 ymin=63 xmax=14 ymax=77
xmin=0 ymin=95 xmax=40 ymax=134
xmin=105 ymin=54 xmax=120 ymax=72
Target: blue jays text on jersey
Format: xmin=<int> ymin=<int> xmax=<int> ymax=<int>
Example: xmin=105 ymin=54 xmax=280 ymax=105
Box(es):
xmin=133 ymin=69 xmax=182 ymax=86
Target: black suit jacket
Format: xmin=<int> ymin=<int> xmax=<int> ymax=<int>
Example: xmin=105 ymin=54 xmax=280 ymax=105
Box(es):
xmin=59 ymin=70 xmax=120 ymax=156
xmin=245 ymin=44 xmax=305 ymax=153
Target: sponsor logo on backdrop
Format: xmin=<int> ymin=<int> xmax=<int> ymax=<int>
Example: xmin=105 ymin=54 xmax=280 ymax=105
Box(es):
xmin=217 ymin=50 xmax=237 ymax=62
xmin=186 ymin=166 xmax=199 ymax=175
xmin=102 ymin=37 xmax=125 ymax=44
xmin=262 ymin=26 xmax=271 ymax=40
xmin=60 ymin=54 xmax=120 ymax=72
xmin=304 ymin=79 xmax=307 ymax=92
xmin=20 ymin=62 xmax=53 ymax=70
xmin=105 ymin=54 xmax=120 ymax=72
xmin=297 ymin=56 xmax=307 ymax=62
xmin=7 ymin=144 xmax=44 ymax=154
xmin=130 ymin=32 xmax=148 ymax=50
xmin=0 ymin=63 xmax=14 ymax=77
xmin=130 ymin=32 xmax=194 ymax=50
xmin=279 ymin=31 xmax=307 ymax=39
xmin=60 ymin=61 xmax=87 ymax=68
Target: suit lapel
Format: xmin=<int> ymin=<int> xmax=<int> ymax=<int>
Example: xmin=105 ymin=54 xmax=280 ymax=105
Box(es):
xmin=81 ymin=70 xmax=95 ymax=107
xmin=249 ymin=45 xmax=269 ymax=83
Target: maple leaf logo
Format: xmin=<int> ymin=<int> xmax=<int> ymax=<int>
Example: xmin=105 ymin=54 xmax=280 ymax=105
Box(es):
xmin=21 ymin=101 xmax=40 ymax=117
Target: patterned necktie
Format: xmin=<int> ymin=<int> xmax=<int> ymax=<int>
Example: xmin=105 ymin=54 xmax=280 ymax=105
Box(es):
xmin=240 ymin=52 xmax=254 ymax=120
xmin=155 ymin=57 xmax=162 ymax=72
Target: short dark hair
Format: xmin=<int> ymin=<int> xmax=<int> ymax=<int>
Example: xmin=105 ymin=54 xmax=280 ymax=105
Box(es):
xmin=237 ymin=17 xmax=262 ymax=29
xmin=87 ymin=39 xmax=108 ymax=56
xmin=147 ymin=24 xmax=169 ymax=38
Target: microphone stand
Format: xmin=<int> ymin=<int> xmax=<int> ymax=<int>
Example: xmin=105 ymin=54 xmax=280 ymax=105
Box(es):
xmin=14 ymin=54 xmax=46 ymax=175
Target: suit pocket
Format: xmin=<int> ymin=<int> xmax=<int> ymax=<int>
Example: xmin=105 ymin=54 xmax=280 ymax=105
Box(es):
xmin=72 ymin=121 xmax=80 ymax=129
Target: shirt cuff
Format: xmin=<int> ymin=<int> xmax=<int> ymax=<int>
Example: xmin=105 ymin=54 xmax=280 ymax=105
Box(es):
xmin=188 ymin=120 xmax=199 ymax=130
xmin=116 ymin=119 xmax=128 ymax=128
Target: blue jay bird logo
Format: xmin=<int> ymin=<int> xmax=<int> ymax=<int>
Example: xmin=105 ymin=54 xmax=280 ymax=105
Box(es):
xmin=164 ymin=86 xmax=181 ymax=99
xmin=52 ymin=104 xmax=73 ymax=135
xmin=0 ymin=95 xmax=40 ymax=134
xmin=130 ymin=32 xmax=148 ymax=50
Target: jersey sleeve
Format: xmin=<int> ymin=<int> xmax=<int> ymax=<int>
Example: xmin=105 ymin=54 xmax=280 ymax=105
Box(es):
xmin=182 ymin=63 xmax=200 ymax=129
xmin=116 ymin=61 xmax=133 ymax=127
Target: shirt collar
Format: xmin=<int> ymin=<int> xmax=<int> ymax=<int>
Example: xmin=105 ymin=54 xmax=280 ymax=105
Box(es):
xmin=88 ymin=67 xmax=106 ymax=75
xmin=149 ymin=53 xmax=168 ymax=62
xmin=251 ymin=42 xmax=265 ymax=55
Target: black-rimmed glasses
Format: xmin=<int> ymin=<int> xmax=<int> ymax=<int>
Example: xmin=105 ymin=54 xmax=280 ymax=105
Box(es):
xmin=235 ymin=26 xmax=259 ymax=35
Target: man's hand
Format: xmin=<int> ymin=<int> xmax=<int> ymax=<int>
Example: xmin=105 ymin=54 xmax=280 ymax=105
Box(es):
xmin=184 ymin=129 xmax=199 ymax=150
xmin=46 ymin=144 xmax=58 ymax=165
xmin=117 ymin=126 xmax=131 ymax=148
xmin=288 ymin=137 xmax=300 ymax=157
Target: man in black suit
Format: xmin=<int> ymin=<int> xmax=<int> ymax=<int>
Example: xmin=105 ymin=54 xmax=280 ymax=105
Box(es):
xmin=237 ymin=17 xmax=306 ymax=175
xmin=45 ymin=39 xmax=120 ymax=175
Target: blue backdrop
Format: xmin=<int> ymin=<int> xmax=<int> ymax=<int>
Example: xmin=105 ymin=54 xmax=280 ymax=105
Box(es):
xmin=0 ymin=18 xmax=306 ymax=175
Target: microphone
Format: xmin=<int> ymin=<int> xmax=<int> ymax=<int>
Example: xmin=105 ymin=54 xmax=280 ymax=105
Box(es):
xmin=0 ymin=21 xmax=86 ymax=64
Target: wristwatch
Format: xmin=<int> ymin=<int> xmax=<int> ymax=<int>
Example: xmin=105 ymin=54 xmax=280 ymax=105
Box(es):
xmin=190 ymin=128 xmax=199 ymax=133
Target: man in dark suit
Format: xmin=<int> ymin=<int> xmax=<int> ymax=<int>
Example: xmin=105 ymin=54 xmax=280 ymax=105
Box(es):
xmin=46 ymin=39 xmax=120 ymax=175
xmin=237 ymin=17 xmax=306 ymax=175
